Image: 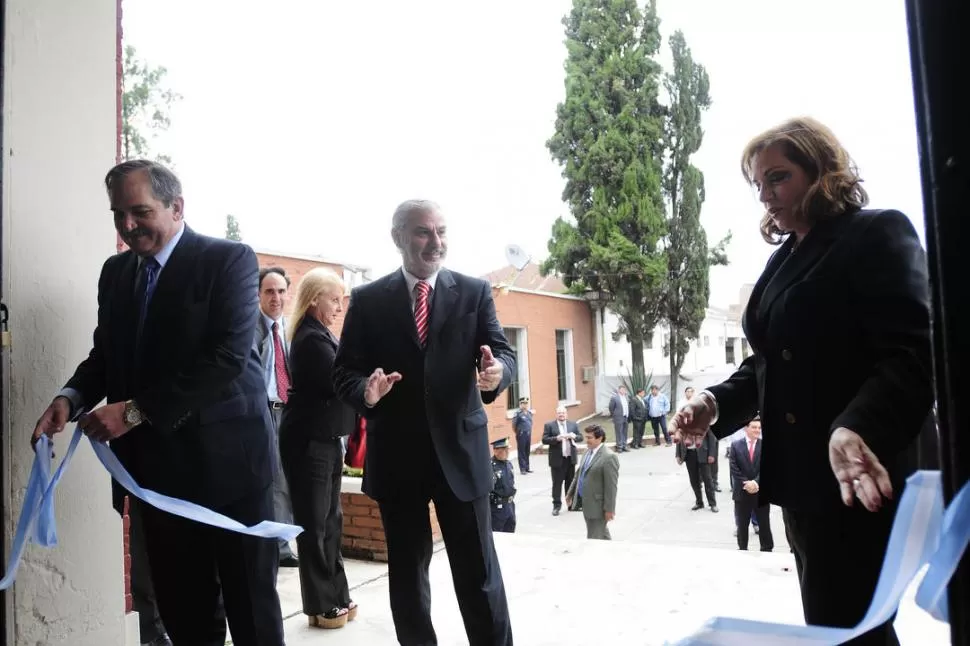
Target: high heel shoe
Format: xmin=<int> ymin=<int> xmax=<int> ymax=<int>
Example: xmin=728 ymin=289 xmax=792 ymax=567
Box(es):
xmin=308 ymin=607 xmax=349 ymax=629
xmin=346 ymin=601 xmax=358 ymax=622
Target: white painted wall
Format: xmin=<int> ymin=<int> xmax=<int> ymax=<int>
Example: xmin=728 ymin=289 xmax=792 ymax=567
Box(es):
xmin=3 ymin=0 xmax=125 ymax=643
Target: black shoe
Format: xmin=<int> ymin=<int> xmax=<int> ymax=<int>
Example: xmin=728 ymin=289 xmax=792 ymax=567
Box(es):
xmin=552 ymin=507 xmax=561 ymax=516
xmin=280 ymin=554 xmax=300 ymax=567
xmin=691 ymin=503 xmax=704 ymax=511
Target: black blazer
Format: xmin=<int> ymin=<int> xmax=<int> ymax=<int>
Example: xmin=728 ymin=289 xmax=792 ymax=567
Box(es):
xmin=707 ymin=209 xmax=933 ymax=512
xmin=332 ymin=268 xmax=515 ymax=502
xmin=65 ymin=227 xmax=273 ymax=510
xmin=541 ymin=420 xmax=582 ymax=467
xmin=729 ymin=436 xmax=762 ymax=502
xmin=675 ymin=429 xmax=718 ymax=463
xmin=279 ymin=316 xmax=355 ymax=442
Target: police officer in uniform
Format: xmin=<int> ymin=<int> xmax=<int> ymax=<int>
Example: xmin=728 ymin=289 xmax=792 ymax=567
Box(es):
xmin=512 ymin=397 xmax=535 ymax=475
xmin=489 ymin=438 xmax=517 ymax=533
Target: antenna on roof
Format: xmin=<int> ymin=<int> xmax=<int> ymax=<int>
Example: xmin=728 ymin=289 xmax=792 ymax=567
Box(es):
xmin=503 ymin=244 xmax=532 ymax=292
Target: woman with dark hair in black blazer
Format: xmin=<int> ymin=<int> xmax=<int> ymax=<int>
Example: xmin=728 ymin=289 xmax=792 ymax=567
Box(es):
xmin=670 ymin=117 xmax=933 ymax=646
xmin=279 ymin=267 xmax=357 ymax=629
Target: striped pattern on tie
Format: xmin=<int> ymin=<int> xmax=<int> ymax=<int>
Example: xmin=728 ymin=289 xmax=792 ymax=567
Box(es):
xmin=414 ymin=280 xmax=431 ymax=346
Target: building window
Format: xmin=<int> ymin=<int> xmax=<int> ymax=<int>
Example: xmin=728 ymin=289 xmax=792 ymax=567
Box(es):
xmin=503 ymin=327 xmax=529 ymax=410
xmin=704 ymin=335 xmax=710 ymax=347
xmin=555 ymin=329 xmax=576 ymax=401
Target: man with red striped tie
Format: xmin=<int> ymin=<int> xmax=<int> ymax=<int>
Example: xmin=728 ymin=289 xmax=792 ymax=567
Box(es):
xmin=334 ymin=199 xmax=516 ymax=646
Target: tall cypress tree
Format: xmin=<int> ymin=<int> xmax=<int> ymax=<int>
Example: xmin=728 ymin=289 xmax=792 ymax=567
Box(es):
xmin=543 ymin=0 xmax=668 ymax=384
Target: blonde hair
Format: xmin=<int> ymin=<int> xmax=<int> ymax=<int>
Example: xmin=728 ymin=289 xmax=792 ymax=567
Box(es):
xmin=288 ymin=267 xmax=346 ymax=338
xmin=741 ymin=117 xmax=869 ymax=244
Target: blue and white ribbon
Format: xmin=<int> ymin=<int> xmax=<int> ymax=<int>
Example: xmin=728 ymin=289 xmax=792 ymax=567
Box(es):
xmin=669 ymin=470 xmax=970 ymax=645
xmin=0 ymin=426 xmax=303 ymax=591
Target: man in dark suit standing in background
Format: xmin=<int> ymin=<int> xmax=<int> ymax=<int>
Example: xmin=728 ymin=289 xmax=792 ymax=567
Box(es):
xmin=729 ymin=417 xmax=773 ymax=551
xmin=254 ymin=266 xmax=299 ymax=567
xmin=333 ymin=199 xmax=516 ymax=646
xmin=541 ymin=405 xmax=582 ymax=516
xmin=31 ymin=160 xmax=284 ymax=646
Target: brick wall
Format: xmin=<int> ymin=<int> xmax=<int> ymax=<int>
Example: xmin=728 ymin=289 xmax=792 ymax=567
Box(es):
xmin=256 ymin=252 xmax=351 ymax=333
xmin=340 ymin=483 xmax=442 ymax=561
xmin=487 ymin=288 xmax=596 ymax=445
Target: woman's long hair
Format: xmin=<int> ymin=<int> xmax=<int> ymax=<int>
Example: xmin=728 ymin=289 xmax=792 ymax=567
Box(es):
xmin=287 ymin=267 xmax=345 ymax=339
xmin=741 ymin=117 xmax=869 ymax=244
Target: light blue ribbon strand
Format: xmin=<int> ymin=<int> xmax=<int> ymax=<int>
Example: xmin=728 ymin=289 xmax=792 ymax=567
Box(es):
xmin=0 ymin=427 xmax=302 ymax=591
xmin=669 ymin=470 xmax=970 ymax=645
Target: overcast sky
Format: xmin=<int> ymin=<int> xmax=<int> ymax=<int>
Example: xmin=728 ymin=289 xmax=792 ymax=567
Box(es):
xmin=123 ymin=0 xmax=922 ymax=307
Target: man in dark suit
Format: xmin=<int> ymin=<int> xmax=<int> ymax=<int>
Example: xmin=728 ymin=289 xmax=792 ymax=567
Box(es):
xmin=254 ymin=266 xmax=299 ymax=567
xmin=676 ymin=428 xmax=719 ymax=512
xmin=541 ymin=405 xmax=582 ymax=516
xmin=729 ymin=417 xmax=773 ymax=551
xmin=31 ymin=160 xmax=284 ymax=646
xmin=332 ymin=199 xmax=516 ymax=646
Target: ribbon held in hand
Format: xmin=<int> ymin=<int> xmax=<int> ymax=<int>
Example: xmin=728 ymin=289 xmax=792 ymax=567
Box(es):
xmin=1 ymin=426 xmax=302 ymax=591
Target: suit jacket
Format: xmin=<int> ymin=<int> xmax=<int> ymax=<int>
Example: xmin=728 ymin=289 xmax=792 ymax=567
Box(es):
xmin=65 ymin=227 xmax=273 ymax=510
xmin=279 ymin=316 xmax=355 ymax=443
xmin=566 ymin=445 xmax=619 ymax=520
xmin=254 ymin=314 xmax=289 ymax=392
xmin=629 ymin=396 xmax=647 ymax=422
xmin=675 ymin=429 xmax=718 ymax=463
xmin=707 ymin=209 xmax=933 ymax=511
xmin=729 ymin=436 xmax=763 ymax=502
xmin=608 ymin=394 xmax=630 ymax=425
xmin=332 ymin=268 xmax=515 ymax=502
xmin=541 ymin=419 xmax=581 ymax=467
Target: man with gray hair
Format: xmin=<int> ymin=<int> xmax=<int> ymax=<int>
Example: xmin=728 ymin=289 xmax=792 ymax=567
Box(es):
xmin=334 ymin=199 xmax=516 ymax=645
xmin=31 ymin=160 xmax=284 ymax=645
xmin=541 ymin=405 xmax=581 ymax=516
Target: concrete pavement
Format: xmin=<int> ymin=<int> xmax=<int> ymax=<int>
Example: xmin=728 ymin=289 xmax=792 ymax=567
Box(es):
xmin=241 ymin=436 xmax=949 ymax=645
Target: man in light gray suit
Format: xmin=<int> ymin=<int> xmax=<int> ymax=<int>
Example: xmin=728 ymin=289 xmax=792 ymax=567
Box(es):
xmin=255 ymin=266 xmax=298 ymax=567
xmin=608 ymin=385 xmax=631 ymax=452
xmin=566 ymin=425 xmax=620 ymax=540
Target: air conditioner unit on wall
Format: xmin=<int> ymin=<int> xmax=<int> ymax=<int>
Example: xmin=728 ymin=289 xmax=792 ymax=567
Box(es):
xmin=581 ymin=366 xmax=595 ymax=383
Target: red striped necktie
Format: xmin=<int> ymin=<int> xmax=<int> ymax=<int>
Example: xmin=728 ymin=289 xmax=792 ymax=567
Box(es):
xmin=414 ymin=280 xmax=431 ymax=346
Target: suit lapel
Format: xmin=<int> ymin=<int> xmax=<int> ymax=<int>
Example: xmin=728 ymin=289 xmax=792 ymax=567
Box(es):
xmin=429 ymin=269 xmax=458 ymax=345
xmin=386 ymin=269 xmax=421 ymax=349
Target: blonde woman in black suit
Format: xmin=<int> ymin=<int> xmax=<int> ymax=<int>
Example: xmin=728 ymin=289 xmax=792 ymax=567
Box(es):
xmin=279 ymin=268 xmax=358 ymax=629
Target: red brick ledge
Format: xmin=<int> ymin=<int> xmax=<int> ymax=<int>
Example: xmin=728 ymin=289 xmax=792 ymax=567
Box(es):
xmin=340 ymin=477 xmax=442 ymax=562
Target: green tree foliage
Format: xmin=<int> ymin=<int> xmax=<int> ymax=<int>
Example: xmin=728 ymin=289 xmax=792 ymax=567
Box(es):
xmin=122 ymin=45 xmax=181 ymax=164
xmin=660 ymin=30 xmax=729 ymax=398
xmin=542 ymin=0 xmax=668 ymax=383
xmin=225 ymin=214 xmax=243 ymax=241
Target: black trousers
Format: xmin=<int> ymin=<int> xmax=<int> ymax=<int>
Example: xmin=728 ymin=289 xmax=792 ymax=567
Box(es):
xmin=733 ymin=494 xmax=773 ymax=551
xmin=631 ymin=420 xmax=646 ymax=447
xmin=550 ymin=462 xmax=576 ymax=509
xmin=783 ymin=505 xmax=900 ymax=646
xmin=140 ymin=486 xmax=284 ymax=646
xmin=126 ymin=498 xmax=167 ymax=642
xmin=378 ymin=446 xmax=512 ymax=646
xmin=515 ymin=430 xmax=531 ymax=473
xmin=685 ymin=456 xmax=716 ymax=507
xmin=649 ymin=416 xmax=670 ymax=442
xmin=280 ymin=435 xmax=351 ymax=614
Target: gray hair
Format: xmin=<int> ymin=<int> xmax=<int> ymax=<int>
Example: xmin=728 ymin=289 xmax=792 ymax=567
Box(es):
xmin=556 ymin=405 xmax=567 ymax=414
xmin=391 ymin=199 xmax=441 ymax=232
xmin=105 ymin=159 xmax=183 ymax=207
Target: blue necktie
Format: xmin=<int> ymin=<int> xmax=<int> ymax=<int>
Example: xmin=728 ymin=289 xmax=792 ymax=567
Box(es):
xmin=578 ymin=450 xmax=593 ymax=497
xmin=135 ymin=257 xmax=160 ymax=347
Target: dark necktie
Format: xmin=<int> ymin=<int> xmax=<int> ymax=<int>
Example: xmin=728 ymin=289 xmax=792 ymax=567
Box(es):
xmin=135 ymin=257 xmax=160 ymax=347
xmin=272 ymin=322 xmax=290 ymax=403
xmin=578 ymin=450 xmax=593 ymax=496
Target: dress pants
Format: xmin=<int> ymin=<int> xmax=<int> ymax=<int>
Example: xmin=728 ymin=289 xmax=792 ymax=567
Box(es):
xmin=550 ymin=461 xmax=575 ymax=510
xmin=631 ymin=420 xmax=646 ymax=447
xmin=733 ymin=494 xmax=773 ymax=551
xmin=140 ymin=486 xmax=284 ymax=646
xmin=280 ymin=434 xmax=351 ymax=614
xmin=378 ymin=440 xmax=512 ymax=646
xmin=685 ymin=454 xmax=716 ymax=507
xmin=614 ymin=419 xmax=628 ymax=449
xmin=269 ymin=404 xmax=297 ymax=560
xmin=783 ymin=504 xmax=900 ymax=645
xmin=515 ymin=430 xmax=531 ymax=473
xmin=650 ymin=416 xmax=671 ymax=443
